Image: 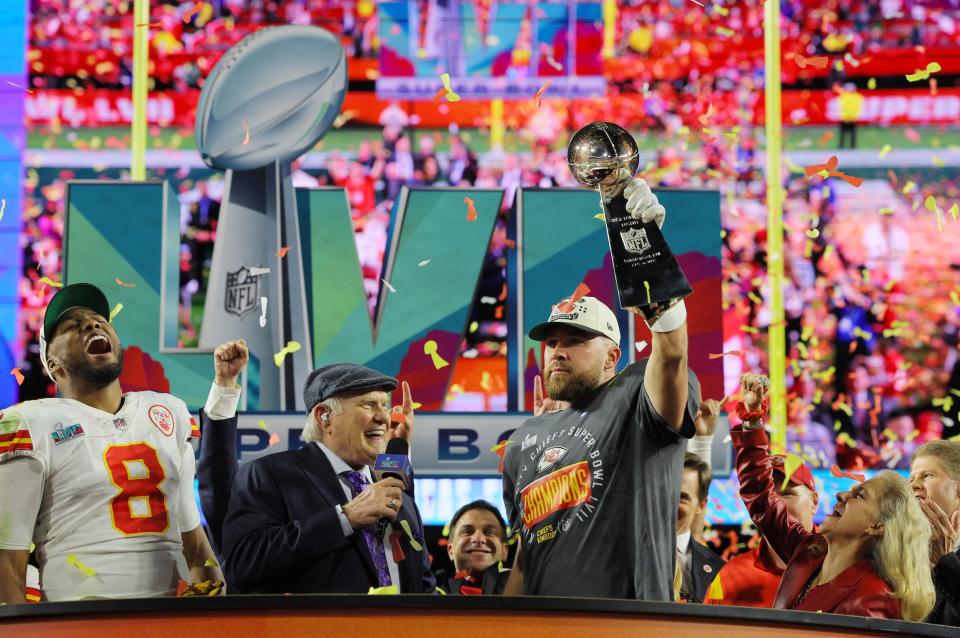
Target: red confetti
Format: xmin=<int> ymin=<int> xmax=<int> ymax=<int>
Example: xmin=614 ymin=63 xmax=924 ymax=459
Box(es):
xmin=491 ymin=439 xmax=510 ymax=474
xmin=268 ymin=433 xmax=280 ymax=446
xmin=827 ymin=171 xmax=864 ymax=188
xmin=533 ymin=79 xmax=552 ymax=109
xmin=818 ymin=130 xmax=834 ymax=145
xmin=830 ymin=465 xmax=865 ymax=483
xmin=135 ymin=22 xmax=164 ymax=28
xmin=793 ymin=54 xmax=829 ymax=69
xmin=176 ymin=580 xmax=190 ymax=596
xmin=276 ymin=246 xmax=291 ymax=258
xmin=464 ymin=197 xmax=478 ymax=222
xmin=389 ymin=531 xmax=406 ymax=563
xmin=557 ymin=282 xmax=591 ymax=313
xmin=183 ymin=2 xmax=202 ymax=22
xmin=804 ymin=155 xmax=839 ymax=177
xmin=431 ymin=88 xmax=449 ymax=103
xmin=10 ymin=368 xmax=23 ymax=385
xmin=697 ymin=103 xmax=715 ymax=127
xmin=390 ymin=412 xmax=407 ymax=425
xmin=503 ymin=238 xmax=516 ymax=249
xmin=454 ymin=570 xmax=470 ymax=580
xmin=708 ymin=351 xmax=741 ymax=359
xmin=114 ymin=278 xmax=136 ymax=288
xmin=904 ymin=127 xmax=921 ymax=143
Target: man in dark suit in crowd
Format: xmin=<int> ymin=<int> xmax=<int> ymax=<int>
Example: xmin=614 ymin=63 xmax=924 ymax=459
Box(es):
xmin=220 ymin=363 xmax=435 ymax=594
xmin=677 ymin=452 xmax=725 ymax=602
xmin=435 ymin=500 xmax=510 ymax=595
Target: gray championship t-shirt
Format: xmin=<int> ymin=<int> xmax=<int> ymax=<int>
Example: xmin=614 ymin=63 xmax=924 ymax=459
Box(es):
xmin=502 ymin=360 xmax=698 ymax=599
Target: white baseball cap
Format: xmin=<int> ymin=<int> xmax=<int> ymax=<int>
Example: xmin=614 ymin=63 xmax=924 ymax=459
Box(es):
xmin=529 ymin=296 xmax=620 ymax=344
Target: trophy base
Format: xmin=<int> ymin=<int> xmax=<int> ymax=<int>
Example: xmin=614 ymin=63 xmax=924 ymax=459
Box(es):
xmin=600 ymin=192 xmax=693 ymax=311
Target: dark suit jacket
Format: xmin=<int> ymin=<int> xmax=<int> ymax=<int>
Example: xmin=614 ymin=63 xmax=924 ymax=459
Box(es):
xmin=196 ymin=410 xmax=238 ymax=557
xmin=686 ymin=540 xmax=726 ymax=603
xmin=732 ymin=426 xmax=900 ymax=619
xmin=221 ymin=443 xmax=436 ymax=594
xmin=930 ymin=550 xmax=960 ymax=626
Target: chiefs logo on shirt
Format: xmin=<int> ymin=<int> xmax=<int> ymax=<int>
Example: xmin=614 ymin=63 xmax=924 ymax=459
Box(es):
xmin=148 ymin=405 xmax=175 ymax=437
xmin=537 ymin=446 xmax=567 ymax=473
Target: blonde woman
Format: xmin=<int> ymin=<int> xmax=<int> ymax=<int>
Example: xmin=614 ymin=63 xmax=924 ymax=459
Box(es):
xmin=731 ymin=373 xmax=935 ymax=621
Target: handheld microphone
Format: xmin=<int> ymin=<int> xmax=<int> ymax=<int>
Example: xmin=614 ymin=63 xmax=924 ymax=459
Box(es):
xmin=374 ymin=438 xmax=412 ymax=537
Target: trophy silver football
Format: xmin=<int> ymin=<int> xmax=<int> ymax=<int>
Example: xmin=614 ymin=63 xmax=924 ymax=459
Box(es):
xmin=567 ymin=122 xmax=692 ymax=317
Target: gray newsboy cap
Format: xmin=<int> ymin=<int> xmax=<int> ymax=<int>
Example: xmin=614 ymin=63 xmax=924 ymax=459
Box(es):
xmin=303 ymin=363 xmax=398 ymax=412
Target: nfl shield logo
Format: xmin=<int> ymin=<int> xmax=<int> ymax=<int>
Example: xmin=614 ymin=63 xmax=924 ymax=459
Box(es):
xmin=113 ymin=418 xmax=128 ymax=431
xmin=620 ymin=227 xmax=651 ymax=255
xmin=225 ymin=266 xmax=259 ymax=318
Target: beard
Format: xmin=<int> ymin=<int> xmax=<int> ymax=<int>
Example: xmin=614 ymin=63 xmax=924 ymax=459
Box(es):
xmin=63 ymin=349 xmax=125 ymax=387
xmin=545 ymin=364 xmax=603 ymax=402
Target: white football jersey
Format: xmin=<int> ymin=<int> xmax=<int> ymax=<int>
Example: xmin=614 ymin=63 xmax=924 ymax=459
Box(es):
xmin=0 ymin=391 xmax=201 ymax=601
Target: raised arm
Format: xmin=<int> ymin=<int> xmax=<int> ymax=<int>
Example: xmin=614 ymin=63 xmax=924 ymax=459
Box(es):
xmin=642 ymin=309 xmax=689 ymax=431
xmin=731 ymin=373 xmax=815 ymax=564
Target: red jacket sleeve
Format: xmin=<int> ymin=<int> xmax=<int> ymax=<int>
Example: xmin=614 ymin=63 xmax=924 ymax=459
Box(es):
xmin=731 ymin=426 xmax=817 ymax=566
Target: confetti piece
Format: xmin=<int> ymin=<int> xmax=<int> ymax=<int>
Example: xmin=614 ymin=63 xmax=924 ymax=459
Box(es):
xmin=708 ymin=351 xmax=741 ymax=359
xmin=830 ymin=465 xmax=865 ymax=483
xmin=241 ymin=119 xmax=250 ymax=145
xmin=423 ymin=340 xmax=449 ymax=369
xmin=183 ymin=1 xmax=202 ymax=22
xmin=268 ymin=433 xmax=280 ymax=446
xmin=593 ymin=213 xmax=605 ymax=221
xmin=557 ymin=282 xmax=591 ymax=313
xmin=109 ymin=303 xmax=123 ymax=322
xmin=867 ymin=78 xmax=877 ymax=90
xmin=368 ymin=585 xmax=400 ymax=595
xmin=248 ymin=267 xmax=270 ymax=277
xmin=67 ymin=553 xmax=97 ymax=577
xmin=38 ymin=276 xmax=63 ymax=288
xmin=468 ymin=321 xmax=479 ymax=334
xmin=114 ymin=278 xmax=136 ymax=288
xmin=273 ymin=341 xmax=301 ymax=367
xmin=905 ymin=61 xmax=941 ymax=82
xmin=10 ymin=368 xmax=23 ymax=385
xmin=276 ymin=246 xmax=291 ymax=258
xmin=135 ymin=22 xmax=163 ymax=28
xmin=792 ymin=54 xmax=829 ymax=69
xmin=904 ymin=128 xmax=921 ymax=144
xmin=259 ymin=296 xmax=268 ymax=328
xmin=333 ymin=109 xmax=359 ymax=129
xmin=827 ymin=171 xmax=863 ymax=188
xmin=805 ymin=229 xmax=820 ymax=238
xmin=504 ymin=238 xmax=516 ymax=249
xmin=950 ymin=203 xmax=959 ymax=221
xmin=781 ymin=453 xmax=805 ymax=491
xmin=257 ymin=419 xmax=269 ymax=431
xmin=533 ymin=79 xmax=552 ymax=109
xmin=0 ymin=199 xmax=4 ymax=221
xmin=878 ymin=145 xmax=892 ymax=159
xmin=740 ymin=326 xmax=759 ymax=334
xmin=204 ymin=559 xmax=220 ymax=568
xmin=439 ymin=73 xmax=460 ymax=102
xmin=644 ymin=280 xmax=651 ymax=305
xmin=490 ymin=439 xmax=511 ymax=473
xmin=635 ymin=340 xmax=648 ymax=354
xmin=431 ymin=88 xmax=449 ymax=103
xmin=818 ymin=130 xmax=834 ymax=145
xmin=382 ymin=278 xmax=397 ymax=293
xmin=418 ymin=260 xmax=430 ymax=267
xmin=399 ymin=519 xmax=423 ymax=551
xmin=464 ymin=196 xmax=478 ymax=222
xmin=804 ymin=155 xmax=839 ymax=177
xmin=716 ymin=26 xmax=735 ymax=37
xmin=925 ymin=195 xmax=938 ymax=212
xmin=902 ymin=181 xmax=917 ymax=195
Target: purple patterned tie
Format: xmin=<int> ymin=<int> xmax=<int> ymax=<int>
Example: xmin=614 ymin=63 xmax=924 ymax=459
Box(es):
xmin=342 ymin=470 xmax=392 ymax=587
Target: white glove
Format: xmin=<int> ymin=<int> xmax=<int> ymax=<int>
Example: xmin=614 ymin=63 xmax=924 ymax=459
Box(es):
xmin=623 ymin=177 xmax=665 ymax=228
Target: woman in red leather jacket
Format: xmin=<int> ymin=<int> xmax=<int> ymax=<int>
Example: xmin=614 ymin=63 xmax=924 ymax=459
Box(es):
xmin=730 ymin=373 xmax=935 ymax=622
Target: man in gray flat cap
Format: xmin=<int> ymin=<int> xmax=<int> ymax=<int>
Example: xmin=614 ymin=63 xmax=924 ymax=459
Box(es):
xmin=220 ymin=364 xmax=436 ymax=594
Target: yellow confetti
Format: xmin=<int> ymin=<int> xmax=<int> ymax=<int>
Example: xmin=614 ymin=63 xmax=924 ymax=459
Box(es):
xmin=273 ymin=340 xmax=302 ymax=367
xmin=950 ymin=203 xmax=959 ymax=221
xmin=933 ymin=156 xmax=945 ymax=167
xmin=706 ymin=575 xmax=724 ymax=602
xmin=593 ymin=213 xmax=605 ymax=221
xmin=38 ymin=276 xmax=63 ymax=288
xmin=906 ymin=61 xmax=941 ymax=82
xmin=905 ymin=430 xmax=920 ymax=442
xmin=878 ymin=144 xmax=892 ymax=159
xmin=740 ymin=325 xmax=759 ymax=334
xmin=108 ymin=303 xmax=123 ymax=322
xmin=399 ymin=519 xmax=423 ymax=551
xmin=925 ymin=195 xmax=938 ymax=212
xmin=781 ymin=453 xmax=805 ymax=491
xmin=644 ymin=280 xmax=651 ymax=305
xmin=902 ymin=181 xmax=917 ymax=195
xmin=716 ymin=26 xmax=735 ymax=37
xmin=257 ymin=419 xmax=269 ymax=430
xmin=439 ymin=73 xmax=460 ymax=102
xmin=423 ymin=339 xmax=449 ymax=369
xmin=67 ymin=553 xmax=97 ymax=577
xmin=468 ymin=321 xmax=479 ymax=333
xmin=805 ymin=229 xmax=820 ymax=239
xmin=368 ymin=585 xmax=400 ymax=595
xmin=204 ymin=559 xmax=220 ymax=568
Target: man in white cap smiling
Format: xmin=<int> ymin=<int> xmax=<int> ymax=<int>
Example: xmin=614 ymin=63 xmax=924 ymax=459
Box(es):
xmin=0 ymin=283 xmax=226 ymax=602
xmin=502 ymin=181 xmax=699 ymax=600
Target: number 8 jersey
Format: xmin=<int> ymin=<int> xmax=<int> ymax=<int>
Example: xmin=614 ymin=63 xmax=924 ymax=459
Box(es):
xmin=0 ymin=391 xmax=202 ymax=601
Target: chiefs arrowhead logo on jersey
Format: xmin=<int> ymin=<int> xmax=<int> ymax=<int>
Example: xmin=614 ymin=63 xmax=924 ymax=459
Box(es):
xmin=537 ymin=446 xmax=567 ymax=473
xmin=148 ymin=405 xmax=175 ymax=437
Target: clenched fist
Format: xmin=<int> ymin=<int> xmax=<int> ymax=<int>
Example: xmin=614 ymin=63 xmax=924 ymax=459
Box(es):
xmin=214 ymin=339 xmax=248 ymax=388
xmin=342 ymin=477 xmax=405 ymax=530
xmin=740 ymin=373 xmax=770 ymax=411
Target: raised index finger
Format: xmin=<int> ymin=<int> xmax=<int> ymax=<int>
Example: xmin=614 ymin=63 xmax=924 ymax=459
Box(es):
xmin=401 ymin=380 xmax=413 ymax=413
xmin=534 ymin=375 xmax=543 ymax=409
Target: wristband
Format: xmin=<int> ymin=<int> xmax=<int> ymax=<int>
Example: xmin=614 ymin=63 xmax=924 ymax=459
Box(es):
xmin=647 ymin=299 xmax=687 ymax=333
xmin=735 ymin=398 xmax=769 ymax=422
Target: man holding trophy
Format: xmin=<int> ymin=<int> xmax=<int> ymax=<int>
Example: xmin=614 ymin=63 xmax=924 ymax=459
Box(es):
xmin=502 ymin=123 xmax=700 ymax=600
